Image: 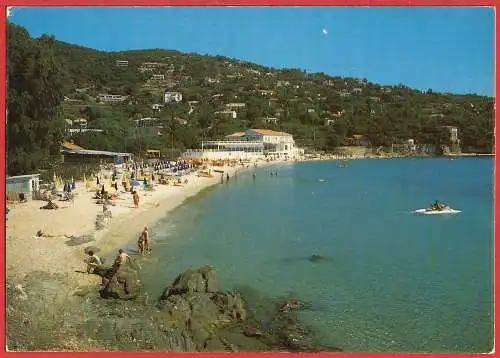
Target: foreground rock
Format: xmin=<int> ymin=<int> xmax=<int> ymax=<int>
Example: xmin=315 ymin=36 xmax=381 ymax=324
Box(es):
xmin=94 ymin=261 xmax=142 ymax=300
xmin=7 ymin=265 xmax=342 ymax=352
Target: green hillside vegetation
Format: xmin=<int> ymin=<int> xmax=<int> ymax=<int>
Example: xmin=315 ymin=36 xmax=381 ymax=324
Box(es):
xmin=6 ymin=22 xmax=495 ymax=176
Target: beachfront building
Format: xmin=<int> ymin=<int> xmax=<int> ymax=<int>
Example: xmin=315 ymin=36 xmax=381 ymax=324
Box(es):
xmin=182 ymin=128 xmax=302 ymax=161
xmin=6 ymin=174 xmax=41 ymax=201
xmin=61 ymin=141 xmax=132 ymax=164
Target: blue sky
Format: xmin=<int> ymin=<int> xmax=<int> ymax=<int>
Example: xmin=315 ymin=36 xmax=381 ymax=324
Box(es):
xmin=8 ymin=6 xmax=495 ymax=96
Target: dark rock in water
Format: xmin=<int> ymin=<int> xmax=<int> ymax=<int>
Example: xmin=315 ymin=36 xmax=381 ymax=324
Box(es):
xmin=282 ymin=254 xmax=333 ymax=264
xmin=155 ymin=267 xmax=247 ymax=350
xmin=161 ymin=265 xmax=219 ymax=299
xmin=96 ymin=262 xmax=142 ymax=300
xmin=243 ymin=325 xmax=264 ymax=337
xmin=278 ymin=298 xmax=309 ymax=313
xmin=307 ymin=254 xmax=332 ymax=263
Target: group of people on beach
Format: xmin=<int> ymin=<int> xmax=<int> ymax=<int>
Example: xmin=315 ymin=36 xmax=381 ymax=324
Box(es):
xmin=85 ymin=226 xmax=151 ymax=276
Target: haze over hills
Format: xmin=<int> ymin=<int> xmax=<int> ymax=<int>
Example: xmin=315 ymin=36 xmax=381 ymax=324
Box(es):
xmin=6 ymin=22 xmax=495 ymax=174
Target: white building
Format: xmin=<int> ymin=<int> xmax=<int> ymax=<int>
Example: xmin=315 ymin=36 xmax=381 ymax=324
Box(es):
xmin=97 ymin=94 xmax=128 ymax=103
xmin=115 ymin=60 xmax=129 ymax=67
xmin=215 ymin=110 xmax=237 ymax=120
xmin=152 ymin=103 xmax=164 ymax=111
xmin=152 ymin=74 xmax=165 ymax=81
xmin=68 ymin=128 xmax=104 ymax=134
xmin=225 ymin=103 xmax=246 ymax=110
xmin=164 ymin=91 xmax=183 ymax=103
xmin=182 ymin=128 xmax=302 ymax=161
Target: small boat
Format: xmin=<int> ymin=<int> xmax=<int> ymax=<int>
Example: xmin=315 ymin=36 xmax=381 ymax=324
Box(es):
xmin=414 ymin=207 xmax=461 ymax=215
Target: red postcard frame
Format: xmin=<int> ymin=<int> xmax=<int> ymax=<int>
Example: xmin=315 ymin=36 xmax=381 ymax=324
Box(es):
xmin=0 ymin=1 xmax=497 ymax=357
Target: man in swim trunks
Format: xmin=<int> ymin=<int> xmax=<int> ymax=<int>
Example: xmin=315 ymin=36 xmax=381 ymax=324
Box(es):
xmin=138 ymin=226 xmax=149 ymax=256
xmin=112 ymin=249 xmax=131 ymax=272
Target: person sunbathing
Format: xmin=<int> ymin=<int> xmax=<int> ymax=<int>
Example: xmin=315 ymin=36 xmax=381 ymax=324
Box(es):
xmin=35 ymin=230 xmax=71 ymax=239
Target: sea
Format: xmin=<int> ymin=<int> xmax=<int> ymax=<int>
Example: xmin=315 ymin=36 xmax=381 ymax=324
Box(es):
xmin=135 ymin=157 xmax=494 ymax=352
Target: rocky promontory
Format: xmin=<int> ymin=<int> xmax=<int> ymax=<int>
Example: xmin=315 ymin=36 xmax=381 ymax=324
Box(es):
xmin=7 ymin=261 xmax=342 ymax=352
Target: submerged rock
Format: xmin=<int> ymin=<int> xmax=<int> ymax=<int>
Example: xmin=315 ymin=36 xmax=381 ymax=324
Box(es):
xmin=307 ymin=254 xmax=332 ymax=263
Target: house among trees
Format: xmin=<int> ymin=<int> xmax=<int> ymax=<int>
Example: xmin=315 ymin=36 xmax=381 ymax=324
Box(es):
xmin=152 ymin=74 xmax=165 ymax=81
xmin=97 ymin=94 xmax=128 ymax=103
xmin=164 ymin=91 xmax=183 ymax=103
xmin=115 ymin=60 xmax=129 ymax=67
xmin=151 ymin=103 xmax=164 ymax=111
xmin=348 ymin=134 xmax=371 ymax=147
xmin=128 ymin=117 xmax=163 ymax=138
xmin=225 ymin=103 xmax=246 ymax=110
xmin=262 ymin=117 xmax=280 ymax=125
xmin=215 ymin=110 xmax=237 ymax=120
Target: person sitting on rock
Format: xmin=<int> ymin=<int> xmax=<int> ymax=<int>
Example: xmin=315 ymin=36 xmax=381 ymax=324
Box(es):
xmin=86 ymin=250 xmax=103 ymax=274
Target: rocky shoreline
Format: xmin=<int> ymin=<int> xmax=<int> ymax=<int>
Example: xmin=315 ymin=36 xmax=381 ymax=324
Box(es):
xmin=7 ymin=260 xmax=341 ymax=352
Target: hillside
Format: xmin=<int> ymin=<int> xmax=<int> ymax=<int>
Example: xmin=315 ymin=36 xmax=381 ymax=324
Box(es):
xmin=6 ymin=22 xmax=495 ymax=173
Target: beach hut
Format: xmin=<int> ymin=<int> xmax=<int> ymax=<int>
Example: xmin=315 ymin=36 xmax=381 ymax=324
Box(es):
xmin=6 ymin=174 xmax=41 ymax=201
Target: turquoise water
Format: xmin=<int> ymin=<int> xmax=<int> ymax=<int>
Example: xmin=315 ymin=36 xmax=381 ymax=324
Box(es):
xmin=138 ymin=158 xmax=494 ymax=352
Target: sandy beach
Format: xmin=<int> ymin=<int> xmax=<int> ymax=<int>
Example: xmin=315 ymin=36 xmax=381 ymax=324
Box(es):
xmin=5 ymin=160 xmax=280 ymax=295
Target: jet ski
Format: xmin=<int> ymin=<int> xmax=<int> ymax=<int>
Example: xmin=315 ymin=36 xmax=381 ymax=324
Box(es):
xmin=414 ymin=206 xmax=461 ymax=215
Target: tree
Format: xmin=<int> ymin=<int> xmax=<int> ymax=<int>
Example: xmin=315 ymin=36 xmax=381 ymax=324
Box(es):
xmin=7 ymin=24 xmax=66 ymax=175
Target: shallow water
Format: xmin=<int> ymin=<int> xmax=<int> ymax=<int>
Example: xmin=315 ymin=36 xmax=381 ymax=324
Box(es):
xmin=137 ymin=158 xmax=494 ymax=352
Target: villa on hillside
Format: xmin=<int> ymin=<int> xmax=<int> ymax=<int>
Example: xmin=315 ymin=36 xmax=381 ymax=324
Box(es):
xmin=182 ymin=128 xmax=303 ymax=161
xmin=164 ymin=91 xmax=183 ymax=103
xmin=97 ymin=94 xmax=128 ymax=103
xmin=115 ymin=60 xmax=129 ymax=67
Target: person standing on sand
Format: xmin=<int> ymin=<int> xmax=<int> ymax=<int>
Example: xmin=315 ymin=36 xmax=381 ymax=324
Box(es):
xmin=132 ymin=190 xmax=139 ymax=208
